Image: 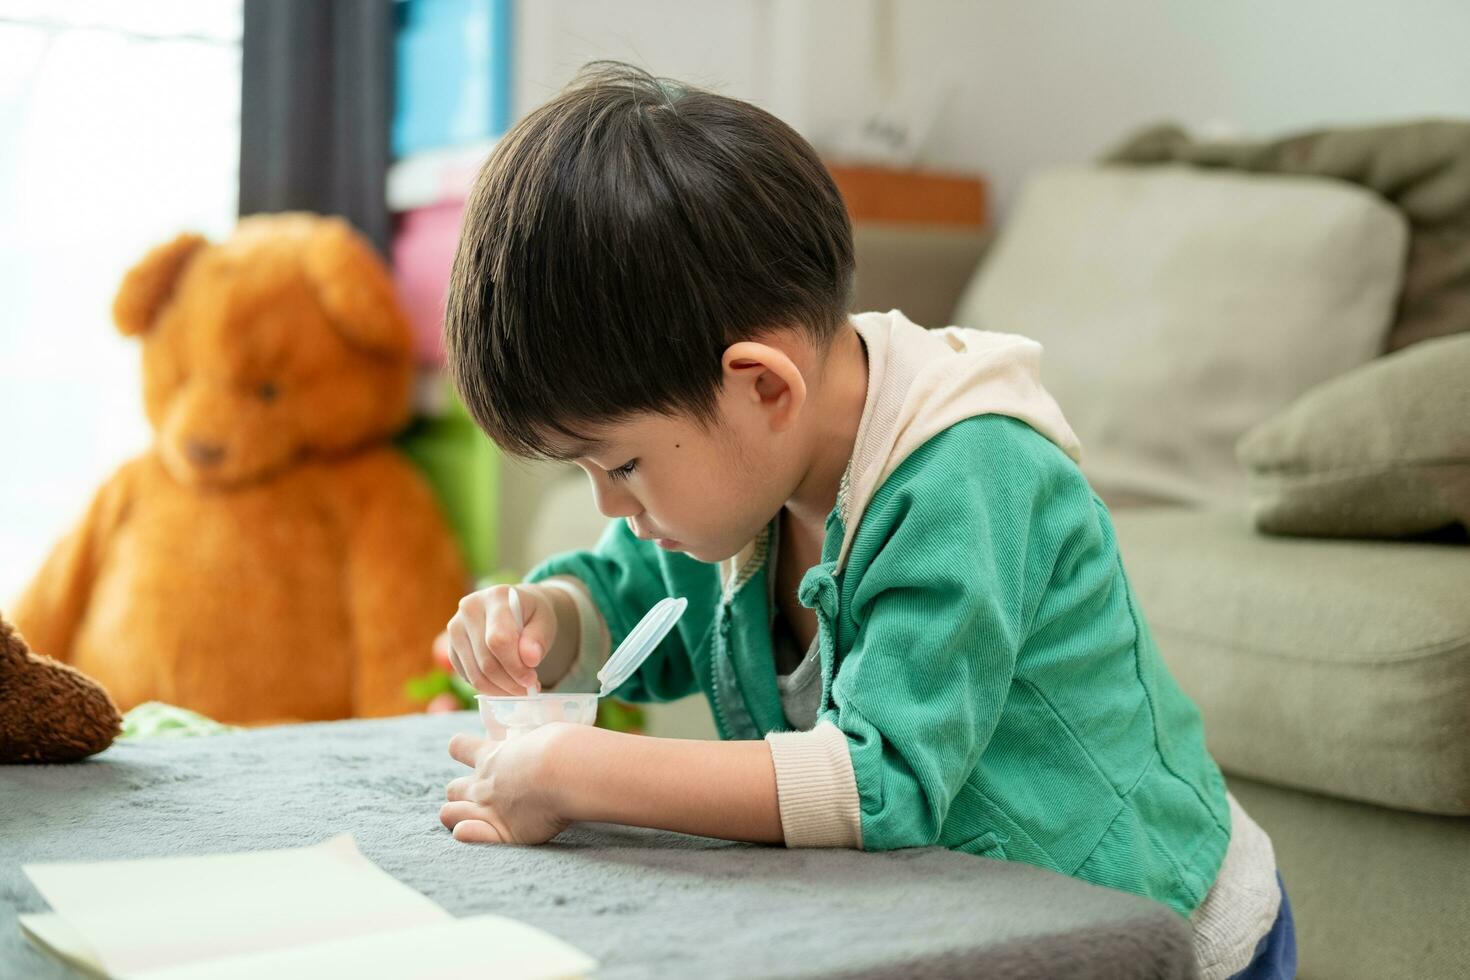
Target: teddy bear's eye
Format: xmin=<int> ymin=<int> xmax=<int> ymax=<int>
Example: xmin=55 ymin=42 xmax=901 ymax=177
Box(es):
xmin=257 ymin=381 xmax=279 ymax=402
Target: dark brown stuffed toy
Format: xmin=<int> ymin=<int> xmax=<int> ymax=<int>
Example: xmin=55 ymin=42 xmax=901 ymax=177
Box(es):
xmin=0 ymin=612 xmax=120 ymax=763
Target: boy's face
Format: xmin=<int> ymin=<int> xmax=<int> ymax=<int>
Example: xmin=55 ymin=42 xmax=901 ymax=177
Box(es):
xmin=552 ymin=337 xmax=817 ymax=564
xmin=559 ymin=407 xmax=798 ymax=565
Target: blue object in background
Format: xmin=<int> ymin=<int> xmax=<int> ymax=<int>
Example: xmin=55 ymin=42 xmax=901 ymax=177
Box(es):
xmin=393 ymin=0 xmax=513 ymax=158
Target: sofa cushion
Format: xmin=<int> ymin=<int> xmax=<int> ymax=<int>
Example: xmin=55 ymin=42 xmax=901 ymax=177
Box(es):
xmin=955 ymin=165 xmax=1408 ymax=506
xmin=1237 ymin=332 xmax=1470 ymax=539
xmin=1110 ymin=507 xmax=1470 ymax=816
xmin=1105 ymin=119 xmax=1470 ymax=353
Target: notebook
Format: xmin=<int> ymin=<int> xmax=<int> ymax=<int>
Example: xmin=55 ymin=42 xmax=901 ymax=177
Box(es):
xmin=20 ymin=834 xmax=594 ymax=980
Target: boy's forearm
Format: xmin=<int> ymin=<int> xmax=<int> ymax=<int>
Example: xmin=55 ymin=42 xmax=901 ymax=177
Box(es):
xmin=552 ymin=726 xmax=785 ymax=845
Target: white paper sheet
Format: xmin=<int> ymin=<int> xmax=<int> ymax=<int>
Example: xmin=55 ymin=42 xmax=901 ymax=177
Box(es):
xmin=21 ymin=834 xmax=593 ymax=979
xmin=18 ymin=912 xmax=106 ymax=977
xmin=22 ymin=911 xmax=595 ymax=980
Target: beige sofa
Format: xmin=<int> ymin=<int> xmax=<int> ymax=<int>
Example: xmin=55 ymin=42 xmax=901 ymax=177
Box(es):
xmin=506 ymin=220 xmax=1470 ymax=979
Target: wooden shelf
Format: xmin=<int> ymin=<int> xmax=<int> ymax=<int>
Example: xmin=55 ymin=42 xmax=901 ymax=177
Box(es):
xmin=826 ymin=162 xmax=988 ymax=228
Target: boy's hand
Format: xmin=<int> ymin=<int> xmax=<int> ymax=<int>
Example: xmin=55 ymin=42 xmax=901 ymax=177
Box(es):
xmin=441 ymin=725 xmax=574 ymax=845
xmin=443 ymin=585 xmax=557 ymax=695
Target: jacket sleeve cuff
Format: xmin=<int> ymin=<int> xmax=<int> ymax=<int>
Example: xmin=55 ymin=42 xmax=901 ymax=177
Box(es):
xmin=764 ymin=720 xmax=864 ymax=849
xmin=538 ymin=577 xmax=609 ymax=693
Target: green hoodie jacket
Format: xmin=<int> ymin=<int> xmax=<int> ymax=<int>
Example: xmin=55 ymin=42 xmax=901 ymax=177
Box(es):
xmin=529 ymin=311 xmax=1232 ymax=920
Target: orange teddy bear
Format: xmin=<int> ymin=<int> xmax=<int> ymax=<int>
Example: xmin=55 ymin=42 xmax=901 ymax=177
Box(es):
xmin=10 ymin=213 xmax=468 ymax=724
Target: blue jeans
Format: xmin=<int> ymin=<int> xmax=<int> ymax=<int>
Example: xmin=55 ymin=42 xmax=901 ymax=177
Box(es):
xmin=1225 ymin=871 xmax=1297 ymax=979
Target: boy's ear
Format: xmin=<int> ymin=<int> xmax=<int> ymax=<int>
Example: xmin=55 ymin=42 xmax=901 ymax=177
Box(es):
xmin=112 ymin=232 xmax=208 ymax=337
xmin=302 ymin=217 xmax=412 ymax=357
xmin=721 ymin=341 xmax=807 ymax=432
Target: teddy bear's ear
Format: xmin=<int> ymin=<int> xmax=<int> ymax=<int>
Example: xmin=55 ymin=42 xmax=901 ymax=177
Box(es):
xmin=303 ymin=218 xmax=412 ymax=357
xmin=112 ymin=232 xmax=209 ymax=337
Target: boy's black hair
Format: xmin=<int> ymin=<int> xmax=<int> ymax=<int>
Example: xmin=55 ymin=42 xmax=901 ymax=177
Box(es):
xmin=445 ymin=61 xmax=854 ymax=459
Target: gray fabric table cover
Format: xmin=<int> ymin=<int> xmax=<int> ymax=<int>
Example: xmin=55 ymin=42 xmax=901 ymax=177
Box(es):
xmin=1 ymin=712 xmax=1196 ymax=979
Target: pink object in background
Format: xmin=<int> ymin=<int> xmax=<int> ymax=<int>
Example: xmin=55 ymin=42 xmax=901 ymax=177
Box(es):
xmin=392 ymin=199 xmax=467 ymax=367
xmin=426 ymin=692 xmax=461 ymax=714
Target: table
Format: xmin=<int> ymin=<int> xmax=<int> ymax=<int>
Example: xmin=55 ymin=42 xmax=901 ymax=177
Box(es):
xmin=1 ymin=712 xmax=1197 ymax=978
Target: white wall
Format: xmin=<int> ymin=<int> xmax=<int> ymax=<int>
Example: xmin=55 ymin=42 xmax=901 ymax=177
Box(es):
xmin=893 ymin=0 xmax=1470 ymax=213
xmin=515 ymin=0 xmax=1470 ymax=216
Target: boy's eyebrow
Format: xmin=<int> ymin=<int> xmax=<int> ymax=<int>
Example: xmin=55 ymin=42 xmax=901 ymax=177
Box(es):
xmin=545 ymin=438 xmax=608 ymax=462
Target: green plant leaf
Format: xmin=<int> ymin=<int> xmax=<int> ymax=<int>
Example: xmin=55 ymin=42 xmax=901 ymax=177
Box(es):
xmin=405 ymin=669 xmax=453 ymax=703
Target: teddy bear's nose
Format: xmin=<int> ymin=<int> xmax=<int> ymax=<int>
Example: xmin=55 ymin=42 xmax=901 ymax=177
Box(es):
xmin=185 ymin=440 xmax=226 ymax=467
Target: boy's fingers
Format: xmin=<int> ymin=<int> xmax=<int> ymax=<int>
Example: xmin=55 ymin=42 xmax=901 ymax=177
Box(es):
xmin=446 ymin=647 xmax=470 ymax=686
xmin=440 ymin=799 xmax=492 ymax=831
xmin=519 ymin=635 xmax=544 ymax=669
xmin=522 ymin=589 xmax=562 ymax=669
xmin=474 ymin=644 xmax=525 ymax=696
xmin=447 ymin=620 xmax=494 ymax=693
xmin=440 ymin=799 xmax=506 ymax=843
xmin=458 ymin=600 xmax=499 ymax=682
xmin=452 ymin=818 xmax=505 ymax=845
xmin=445 ymin=775 xmax=474 ymax=801
xmin=448 ymin=732 xmax=484 ymax=768
xmin=435 ymin=627 xmax=466 ymax=684
xmin=486 ymin=612 xmax=539 ymax=692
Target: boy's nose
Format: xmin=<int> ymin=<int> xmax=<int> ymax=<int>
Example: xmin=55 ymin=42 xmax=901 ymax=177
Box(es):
xmin=590 ymin=475 xmax=640 ymax=520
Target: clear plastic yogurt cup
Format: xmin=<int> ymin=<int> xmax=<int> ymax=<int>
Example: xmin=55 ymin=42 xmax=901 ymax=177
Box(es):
xmin=470 ymin=593 xmax=687 ymax=741
xmin=475 ymin=693 xmax=598 ymax=741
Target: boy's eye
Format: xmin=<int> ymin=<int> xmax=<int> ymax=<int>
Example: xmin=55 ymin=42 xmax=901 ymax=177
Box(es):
xmin=608 ymin=459 xmax=638 ymax=482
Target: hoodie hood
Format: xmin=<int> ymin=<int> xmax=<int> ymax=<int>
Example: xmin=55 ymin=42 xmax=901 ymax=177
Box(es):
xmin=835 ymin=309 xmax=1082 ymax=571
xmin=719 ymin=309 xmax=1082 ymax=592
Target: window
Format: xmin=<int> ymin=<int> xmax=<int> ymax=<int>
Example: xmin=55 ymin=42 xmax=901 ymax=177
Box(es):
xmin=0 ymin=1 xmax=241 ymax=602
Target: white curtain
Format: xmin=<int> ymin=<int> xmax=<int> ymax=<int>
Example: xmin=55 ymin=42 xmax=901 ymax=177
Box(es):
xmin=0 ymin=1 xmax=242 ymax=603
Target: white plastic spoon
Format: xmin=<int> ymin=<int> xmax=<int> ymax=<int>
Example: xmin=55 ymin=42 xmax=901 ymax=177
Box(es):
xmin=595 ymin=596 xmax=689 ymax=697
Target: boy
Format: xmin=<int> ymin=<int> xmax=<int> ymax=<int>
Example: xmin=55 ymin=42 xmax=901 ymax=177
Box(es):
xmin=438 ymin=62 xmax=1295 ymax=979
